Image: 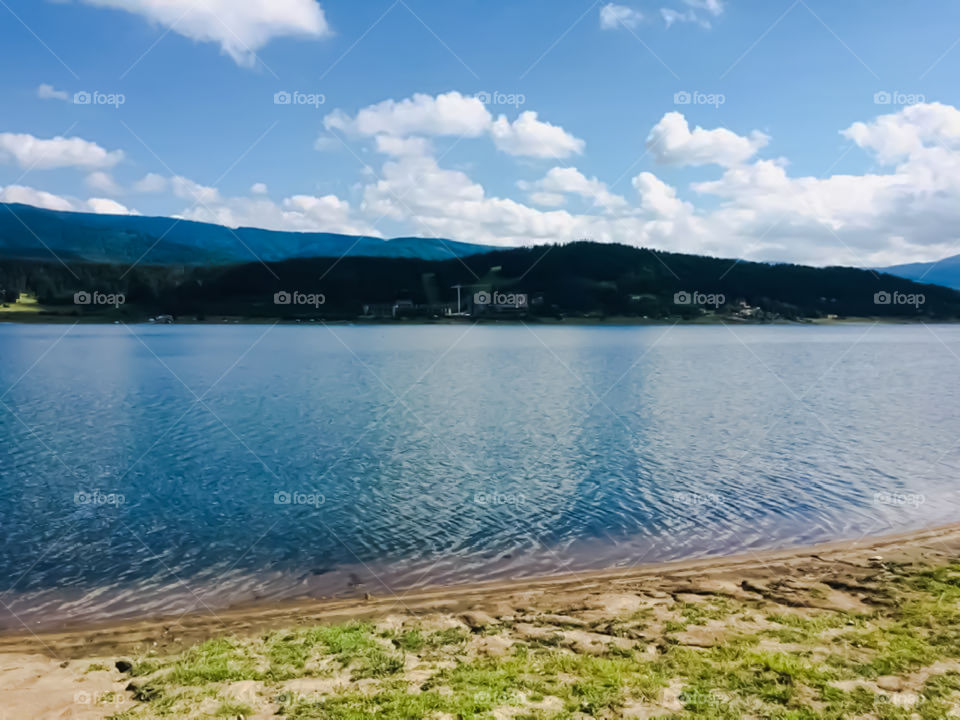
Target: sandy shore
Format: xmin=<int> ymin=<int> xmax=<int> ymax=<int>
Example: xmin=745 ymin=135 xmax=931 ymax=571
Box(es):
xmin=3 ymin=523 xmax=960 ymax=718
xmin=4 ymin=523 xmax=960 ymax=658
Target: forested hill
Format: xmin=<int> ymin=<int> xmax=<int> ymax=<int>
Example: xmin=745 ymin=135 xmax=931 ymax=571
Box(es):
xmin=1 ymin=241 xmax=958 ymax=321
xmin=0 ymin=202 xmax=493 ymax=265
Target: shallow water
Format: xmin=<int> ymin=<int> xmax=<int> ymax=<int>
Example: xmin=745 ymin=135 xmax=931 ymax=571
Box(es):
xmin=0 ymin=323 xmax=956 ymax=630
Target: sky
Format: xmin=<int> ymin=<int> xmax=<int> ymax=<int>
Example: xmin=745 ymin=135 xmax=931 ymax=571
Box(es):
xmin=2 ymin=0 xmax=960 ymax=267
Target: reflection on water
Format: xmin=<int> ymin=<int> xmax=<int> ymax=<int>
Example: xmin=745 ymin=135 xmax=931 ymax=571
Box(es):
xmin=0 ymin=323 xmax=957 ymax=629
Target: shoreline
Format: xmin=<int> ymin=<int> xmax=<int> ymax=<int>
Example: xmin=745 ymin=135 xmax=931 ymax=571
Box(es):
xmin=5 ymin=521 xmax=960 ymax=659
xmin=0 ymin=315 xmax=952 ymax=326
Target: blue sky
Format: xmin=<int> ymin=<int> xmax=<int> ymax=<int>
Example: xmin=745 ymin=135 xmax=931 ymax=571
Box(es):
xmin=2 ymin=0 xmax=960 ymax=266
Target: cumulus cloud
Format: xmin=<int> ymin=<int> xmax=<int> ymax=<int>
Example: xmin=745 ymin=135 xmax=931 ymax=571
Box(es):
xmin=250 ymin=182 xmax=269 ymax=194
xmin=490 ymin=112 xmax=585 ymax=159
xmin=522 ymin=167 xmax=627 ymax=211
xmin=170 ymin=176 xmax=222 ymax=205
xmin=37 ymin=83 xmax=69 ymax=101
xmin=0 ymin=185 xmax=137 ymax=215
xmin=647 ymin=112 xmax=768 ymax=167
xmin=0 ymin=185 xmax=75 ymax=212
xmin=85 ymin=171 xmax=122 ymax=195
xmin=86 ymin=198 xmax=138 ymax=215
xmin=11 ymin=101 xmax=960 ymax=268
xmin=133 ymin=173 xmax=168 ymax=193
xmin=0 ymin=133 xmax=124 ymax=170
xmin=324 ymin=92 xmax=490 ymax=139
xmin=180 ymin=190 xmax=376 ymax=236
xmin=600 ymin=3 xmax=644 ymax=29
xmin=77 ymin=0 xmax=331 ymax=66
xmin=325 ymin=92 xmax=585 ymax=159
xmin=841 ymin=101 xmax=960 ymax=164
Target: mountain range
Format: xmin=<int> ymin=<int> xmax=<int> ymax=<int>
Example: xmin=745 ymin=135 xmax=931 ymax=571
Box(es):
xmin=3 ymin=202 xmax=960 ymax=293
xmin=0 ymin=203 xmax=493 ymax=265
xmin=879 ymin=256 xmax=960 ymax=290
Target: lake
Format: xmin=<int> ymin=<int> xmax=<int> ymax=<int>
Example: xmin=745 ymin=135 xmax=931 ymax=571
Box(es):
xmin=0 ymin=323 xmax=956 ymax=630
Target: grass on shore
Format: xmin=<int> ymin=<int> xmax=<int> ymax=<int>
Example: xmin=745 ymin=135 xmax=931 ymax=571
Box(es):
xmin=102 ymin=562 xmax=960 ymax=719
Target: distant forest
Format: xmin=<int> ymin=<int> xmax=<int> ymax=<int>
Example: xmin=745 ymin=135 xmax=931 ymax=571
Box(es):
xmin=1 ymin=242 xmax=958 ymax=321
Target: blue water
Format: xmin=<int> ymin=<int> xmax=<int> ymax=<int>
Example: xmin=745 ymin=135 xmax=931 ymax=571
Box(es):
xmin=0 ymin=323 xmax=957 ymax=630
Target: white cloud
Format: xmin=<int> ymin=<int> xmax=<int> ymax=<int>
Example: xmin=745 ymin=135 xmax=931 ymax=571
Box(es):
xmin=632 ymin=172 xmax=690 ymax=218
xmin=661 ymin=0 xmax=724 ymax=27
xmin=326 ymin=93 xmax=584 ymax=159
xmin=647 ymin=112 xmax=768 ymax=167
xmin=490 ymin=112 xmax=585 ymax=159
xmin=0 ymin=185 xmax=75 ymax=212
xmin=170 ymin=176 xmax=222 ymax=205
xmin=841 ymin=101 xmax=960 ymax=164
xmin=528 ymin=191 xmax=567 ymax=207
xmin=77 ymin=0 xmax=331 ymax=66
xmin=12 ymin=100 xmax=960 ymax=269
xmin=324 ymin=91 xmax=490 ymax=139
xmin=133 ymin=172 xmax=168 ymax=193
xmin=85 ymin=198 xmax=137 ymax=215
xmin=661 ymin=8 xmax=706 ymax=27
xmin=683 ymin=0 xmax=724 ymax=16
xmin=250 ymin=182 xmax=269 ymax=194
xmin=600 ymin=3 xmax=644 ymax=29
xmin=523 ymin=167 xmax=626 ymax=211
xmin=351 ymin=103 xmax=960 ymax=267
xmin=0 ymin=185 xmax=137 ymax=215
xmin=374 ymin=135 xmax=433 ymax=157
xmin=85 ymin=171 xmax=122 ymax=195
xmin=0 ymin=133 xmax=124 ymax=170
xmin=180 ymin=190 xmax=376 ymax=236
xmin=37 ymin=83 xmax=69 ymax=101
